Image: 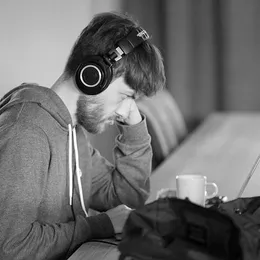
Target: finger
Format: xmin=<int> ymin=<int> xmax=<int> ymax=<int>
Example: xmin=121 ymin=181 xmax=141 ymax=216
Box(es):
xmin=115 ymin=114 xmax=125 ymax=123
xmin=115 ymin=98 xmax=132 ymax=119
xmin=128 ymin=99 xmax=136 ymax=111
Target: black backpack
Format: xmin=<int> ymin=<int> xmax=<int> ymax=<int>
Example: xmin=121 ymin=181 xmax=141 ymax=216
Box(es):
xmin=118 ymin=197 xmax=260 ymax=260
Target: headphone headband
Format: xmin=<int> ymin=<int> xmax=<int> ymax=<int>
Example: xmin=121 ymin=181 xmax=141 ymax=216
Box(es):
xmin=75 ymin=27 xmax=149 ymax=95
xmin=108 ymin=27 xmax=149 ymax=62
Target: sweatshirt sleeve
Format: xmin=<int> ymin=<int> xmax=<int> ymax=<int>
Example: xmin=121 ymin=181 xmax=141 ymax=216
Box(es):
xmin=0 ymin=123 xmax=114 ymax=260
xmin=89 ymin=115 xmax=152 ymax=211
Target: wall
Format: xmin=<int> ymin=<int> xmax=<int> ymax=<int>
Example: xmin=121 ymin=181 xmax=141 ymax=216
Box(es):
xmin=223 ymin=0 xmax=260 ymax=110
xmin=0 ymin=0 xmax=92 ymax=97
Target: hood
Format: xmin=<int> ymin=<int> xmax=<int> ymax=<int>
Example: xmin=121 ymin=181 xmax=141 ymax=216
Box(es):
xmin=0 ymin=83 xmax=89 ymax=218
xmin=0 ymin=83 xmax=88 ymax=217
xmin=0 ymin=83 xmax=72 ymax=128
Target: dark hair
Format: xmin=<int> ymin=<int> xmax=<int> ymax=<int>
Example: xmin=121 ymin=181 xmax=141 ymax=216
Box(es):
xmin=64 ymin=12 xmax=165 ymax=96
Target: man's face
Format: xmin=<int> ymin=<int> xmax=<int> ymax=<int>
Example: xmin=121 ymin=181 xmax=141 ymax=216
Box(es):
xmin=76 ymin=77 xmax=136 ymax=134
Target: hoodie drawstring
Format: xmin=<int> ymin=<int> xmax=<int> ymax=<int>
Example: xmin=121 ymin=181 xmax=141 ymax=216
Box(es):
xmin=68 ymin=124 xmax=88 ymax=218
xmin=68 ymin=124 xmax=73 ymax=206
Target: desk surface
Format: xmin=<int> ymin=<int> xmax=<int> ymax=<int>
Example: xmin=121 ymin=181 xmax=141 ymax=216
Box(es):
xmin=69 ymin=112 xmax=260 ymax=260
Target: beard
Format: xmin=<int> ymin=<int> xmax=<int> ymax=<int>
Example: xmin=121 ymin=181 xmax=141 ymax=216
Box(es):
xmin=76 ymin=94 xmax=109 ymax=134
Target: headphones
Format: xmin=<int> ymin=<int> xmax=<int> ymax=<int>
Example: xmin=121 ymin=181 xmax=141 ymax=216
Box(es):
xmin=75 ymin=27 xmax=149 ymax=95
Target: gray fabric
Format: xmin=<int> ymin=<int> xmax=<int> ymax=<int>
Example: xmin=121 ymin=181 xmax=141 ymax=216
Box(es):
xmin=0 ymin=83 xmax=152 ymax=260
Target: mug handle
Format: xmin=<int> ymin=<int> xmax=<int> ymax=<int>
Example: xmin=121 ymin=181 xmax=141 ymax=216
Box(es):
xmin=205 ymin=182 xmax=218 ymax=199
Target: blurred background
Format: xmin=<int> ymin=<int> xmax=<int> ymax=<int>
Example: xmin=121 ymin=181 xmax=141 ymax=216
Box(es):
xmin=1 ymin=0 xmax=260 ymax=162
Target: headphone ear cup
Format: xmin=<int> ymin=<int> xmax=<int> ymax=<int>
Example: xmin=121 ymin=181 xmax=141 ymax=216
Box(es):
xmin=75 ymin=56 xmax=113 ymax=95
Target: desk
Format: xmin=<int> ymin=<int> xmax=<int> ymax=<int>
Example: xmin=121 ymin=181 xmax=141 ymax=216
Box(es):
xmin=69 ymin=112 xmax=260 ymax=260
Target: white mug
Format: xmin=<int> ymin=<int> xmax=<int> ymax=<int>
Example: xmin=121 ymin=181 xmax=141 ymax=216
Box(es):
xmin=176 ymin=174 xmax=218 ymax=206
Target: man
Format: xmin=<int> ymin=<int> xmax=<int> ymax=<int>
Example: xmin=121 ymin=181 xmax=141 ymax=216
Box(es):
xmin=0 ymin=12 xmax=165 ymax=259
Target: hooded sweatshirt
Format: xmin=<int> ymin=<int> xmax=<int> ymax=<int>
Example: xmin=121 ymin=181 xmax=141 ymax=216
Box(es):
xmin=0 ymin=84 xmax=152 ymax=260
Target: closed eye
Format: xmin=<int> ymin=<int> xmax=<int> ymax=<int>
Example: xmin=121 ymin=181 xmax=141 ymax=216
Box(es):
xmin=119 ymin=94 xmax=131 ymax=102
xmin=122 ymin=93 xmax=136 ymax=100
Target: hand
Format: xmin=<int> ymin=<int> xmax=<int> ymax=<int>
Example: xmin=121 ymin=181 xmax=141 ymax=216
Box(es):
xmin=116 ymin=98 xmax=142 ymax=125
xmin=105 ymin=204 xmax=132 ymax=234
xmin=156 ymin=188 xmax=177 ymax=199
